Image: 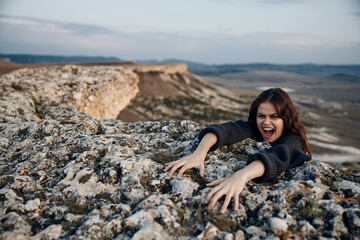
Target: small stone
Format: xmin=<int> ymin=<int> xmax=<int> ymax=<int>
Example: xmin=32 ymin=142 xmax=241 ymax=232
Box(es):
xmin=299 ymin=220 xmax=316 ymax=235
xmin=0 ymin=137 xmax=9 ymax=148
xmin=235 ymin=230 xmax=245 ymax=240
xmin=269 ymin=217 xmax=288 ymax=234
xmin=132 ymin=223 xmax=168 ymax=240
xmin=245 ymin=226 xmax=266 ymax=237
xmin=31 ymin=224 xmax=63 ymax=240
xmin=171 ymin=178 xmax=199 ymax=198
xmin=338 ymin=180 xmax=360 ymax=196
xmin=125 ymin=210 xmax=155 ymax=228
xmin=197 ymin=223 xmax=222 ymax=239
xmin=24 ymin=198 xmax=40 ymax=212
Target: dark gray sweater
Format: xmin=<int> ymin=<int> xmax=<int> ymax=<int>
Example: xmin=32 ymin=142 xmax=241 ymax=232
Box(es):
xmin=198 ymin=120 xmax=311 ymax=183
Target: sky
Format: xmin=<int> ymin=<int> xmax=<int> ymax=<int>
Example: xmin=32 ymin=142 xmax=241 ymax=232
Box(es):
xmin=0 ymin=0 xmax=359 ymax=64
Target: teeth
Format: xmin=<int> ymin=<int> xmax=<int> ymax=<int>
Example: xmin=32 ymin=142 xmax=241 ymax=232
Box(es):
xmin=263 ymin=128 xmax=273 ymax=131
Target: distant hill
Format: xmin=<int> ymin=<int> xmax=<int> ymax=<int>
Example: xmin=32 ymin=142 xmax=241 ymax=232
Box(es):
xmin=0 ymin=54 xmax=122 ymax=64
xmin=137 ymin=59 xmax=360 ymax=77
xmin=1 ymin=53 xmax=360 ymax=77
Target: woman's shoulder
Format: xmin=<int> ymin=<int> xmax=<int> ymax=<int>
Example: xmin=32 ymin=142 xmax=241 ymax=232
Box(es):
xmin=275 ymin=132 xmax=305 ymax=148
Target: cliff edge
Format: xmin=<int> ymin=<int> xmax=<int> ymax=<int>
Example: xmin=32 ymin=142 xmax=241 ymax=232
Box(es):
xmin=0 ymin=65 xmax=359 ymax=239
xmin=0 ymin=65 xmax=138 ymax=121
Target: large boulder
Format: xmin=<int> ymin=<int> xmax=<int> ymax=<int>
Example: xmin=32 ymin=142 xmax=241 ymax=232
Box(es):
xmin=0 ymin=65 xmax=139 ymax=122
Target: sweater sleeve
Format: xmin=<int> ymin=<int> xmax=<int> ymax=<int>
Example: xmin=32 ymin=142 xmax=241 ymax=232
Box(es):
xmin=198 ymin=120 xmax=260 ymax=151
xmin=247 ymin=133 xmax=311 ymax=183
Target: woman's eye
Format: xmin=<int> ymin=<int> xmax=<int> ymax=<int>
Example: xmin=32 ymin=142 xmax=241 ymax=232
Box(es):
xmin=271 ymin=115 xmax=279 ymax=119
xmin=257 ymin=114 xmax=264 ymax=118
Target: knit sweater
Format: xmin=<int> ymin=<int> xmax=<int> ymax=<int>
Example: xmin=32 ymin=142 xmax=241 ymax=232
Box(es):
xmin=198 ymin=120 xmax=311 ymax=183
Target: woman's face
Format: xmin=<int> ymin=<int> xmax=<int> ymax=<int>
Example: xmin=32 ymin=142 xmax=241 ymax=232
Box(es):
xmin=256 ymin=102 xmax=284 ymax=143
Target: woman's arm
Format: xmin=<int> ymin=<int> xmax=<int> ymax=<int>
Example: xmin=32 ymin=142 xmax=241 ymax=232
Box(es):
xmin=205 ymin=160 xmax=265 ymax=214
xmin=197 ymin=120 xmax=260 ymax=152
xmin=164 ymin=132 xmax=217 ymax=177
xmin=247 ymin=133 xmax=311 ymax=183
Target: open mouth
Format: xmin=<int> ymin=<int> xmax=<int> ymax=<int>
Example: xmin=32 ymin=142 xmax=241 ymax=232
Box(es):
xmin=263 ymin=127 xmax=275 ymax=138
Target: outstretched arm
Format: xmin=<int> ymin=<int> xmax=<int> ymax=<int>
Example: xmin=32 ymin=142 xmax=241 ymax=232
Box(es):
xmin=205 ymin=160 xmax=265 ymax=214
xmin=164 ymin=132 xmax=217 ymax=177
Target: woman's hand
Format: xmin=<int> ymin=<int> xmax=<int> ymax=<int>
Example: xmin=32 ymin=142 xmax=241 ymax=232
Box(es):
xmin=205 ymin=160 xmax=265 ymax=214
xmin=164 ymin=132 xmax=217 ymax=178
xmin=205 ymin=171 xmax=247 ymax=214
xmin=164 ymin=151 xmax=207 ymax=177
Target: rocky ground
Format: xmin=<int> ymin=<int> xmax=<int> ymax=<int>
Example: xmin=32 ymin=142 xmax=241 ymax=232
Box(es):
xmin=0 ymin=65 xmax=359 ymax=239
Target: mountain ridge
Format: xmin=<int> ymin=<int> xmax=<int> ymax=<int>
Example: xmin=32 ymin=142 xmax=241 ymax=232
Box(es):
xmin=2 ymin=53 xmax=360 ymax=77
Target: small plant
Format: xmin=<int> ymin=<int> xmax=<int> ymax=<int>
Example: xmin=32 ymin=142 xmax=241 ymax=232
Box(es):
xmin=95 ymin=192 xmax=111 ymax=201
xmin=64 ymin=198 xmax=94 ymax=215
xmin=151 ymin=149 xmax=179 ymax=164
xmin=139 ymin=172 xmax=152 ymax=191
xmin=11 ymin=153 xmax=22 ymax=161
xmin=10 ymin=82 xmax=24 ymax=91
xmin=34 ymin=131 xmax=46 ymax=140
xmin=79 ymin=174 xmax=91 ymax=184
xmin=18 ymin=127 xmax=29 ymax=137
xmin=17 ymin=108 xmax=25 ymax=116
xmin=184 ymin=169 xmax=207 ymax=189
xmin=70 ymin=145 xmax=91 ymax=153
xmin=34 ymin=191 xmax=47 ymax=201
xmin=0 ymin=176 xmax=14 ymax=189
xmin=205 ymin=208 xmax=238 ymax=232
xmin=321 ymin=177 xmax=338 ymax=191
xmin=298 ymin=202 xmax=326 ymax=221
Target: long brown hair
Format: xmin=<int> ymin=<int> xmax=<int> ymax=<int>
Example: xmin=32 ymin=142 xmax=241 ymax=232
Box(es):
xmin=248 ymin=88 xmax=312 ymax=156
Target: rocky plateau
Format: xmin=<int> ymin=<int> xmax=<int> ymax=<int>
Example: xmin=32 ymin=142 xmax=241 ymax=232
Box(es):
xmin=0 ymin=65 xmax=359 ymax=239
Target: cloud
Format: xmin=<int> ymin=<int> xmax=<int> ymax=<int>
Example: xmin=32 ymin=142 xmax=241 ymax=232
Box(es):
xmin=0 ymin=15 xmax=114 ymax=36
xmin=275 ymin=35 xmax=354 ymax=48
xmin=0 ymin=15 xmax=72 ymax=34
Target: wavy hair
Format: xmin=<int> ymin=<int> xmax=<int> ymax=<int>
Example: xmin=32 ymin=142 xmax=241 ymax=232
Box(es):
xmin=248 ymin=88 xmax=312 ymax=156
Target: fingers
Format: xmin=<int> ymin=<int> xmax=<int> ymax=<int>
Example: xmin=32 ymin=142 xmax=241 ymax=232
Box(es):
xmin=205 ymin=177 xmax=244 ymax=214
xmin=164 ymin=160 xmax=186 ymax=176
xmin=206 ymin=178 xmax=225 ymax=187
xmin=234 ymin=194 xmax=239 ymax=212
xmin=168 ymin=162 xmax=185 ymax=176
xmin=207 ymin=188 xmax=226 ymax=210
xmin=164 ymin=154 xmax=206 ymax=177
xmin=220 ymin=194 xmax=232 ymax=214
xmin=163 ymin=160 xmax=179 ymax=172
xmin=164 ymin=157 xmax=193 ymax=177
xmin=199 ymin=164 xmax=205 ymax=178
xmin=177 ymin=164 xmax=191 ymax=177
xmin=205 ymin=184 xmax=222 ymax=206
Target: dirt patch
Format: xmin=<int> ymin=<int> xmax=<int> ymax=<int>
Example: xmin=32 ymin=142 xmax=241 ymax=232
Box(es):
xmin=117 ymin=108 xmax=148 ymax=122
xmin=135 ymin=71 xmax=181 ymax=98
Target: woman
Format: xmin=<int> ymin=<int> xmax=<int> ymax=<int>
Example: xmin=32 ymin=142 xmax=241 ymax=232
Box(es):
xmin=164 ymin=88 xmax=312 ymax=214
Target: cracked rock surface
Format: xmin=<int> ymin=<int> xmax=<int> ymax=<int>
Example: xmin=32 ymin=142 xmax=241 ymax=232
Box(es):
xmin=0 ymin=66 xmax=359 ymax=239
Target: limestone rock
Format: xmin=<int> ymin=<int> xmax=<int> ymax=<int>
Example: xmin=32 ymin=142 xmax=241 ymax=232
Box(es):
xmin=0 ymin=65 xmax=138 ymax=122
xmin=269 ymin=217 xmax=288 ymax=234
